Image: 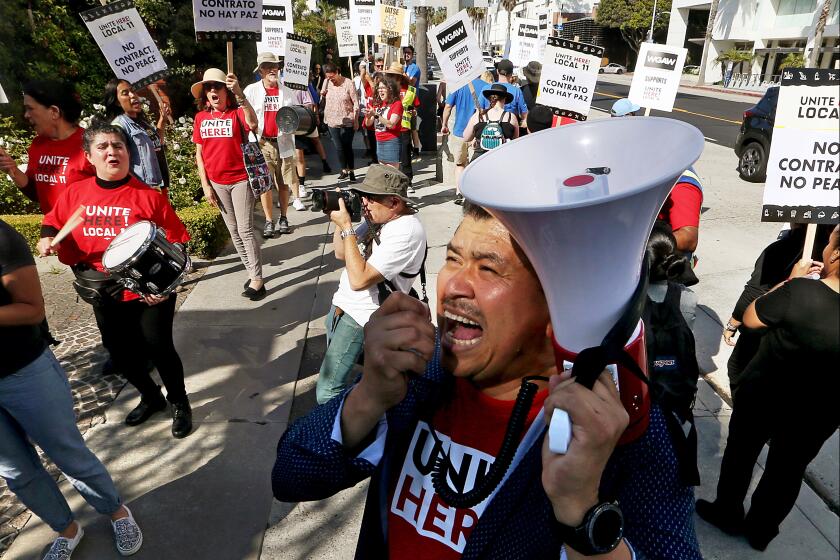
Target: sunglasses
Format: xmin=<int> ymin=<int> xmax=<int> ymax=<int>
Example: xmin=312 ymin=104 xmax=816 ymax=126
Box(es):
xmin=203 ymin=82 xmax=225 ymax=91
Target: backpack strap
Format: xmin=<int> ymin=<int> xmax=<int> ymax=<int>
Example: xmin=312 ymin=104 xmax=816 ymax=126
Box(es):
xmin=664 ymin=281 xmax=683 ymax=309
xmin=377 ymin=246 xmax=429 ymax=304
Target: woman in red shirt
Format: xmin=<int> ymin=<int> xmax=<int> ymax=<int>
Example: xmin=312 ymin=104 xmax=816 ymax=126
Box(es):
xmin=364 ymin=78 xmax=403 ymax=168
xmin=191 ymin=68 xmax=266 ymax=301
xmin=38 ymin=122 xmax=194 ymax=439
xmin=0 ymin=80 xmax=95 ymax=213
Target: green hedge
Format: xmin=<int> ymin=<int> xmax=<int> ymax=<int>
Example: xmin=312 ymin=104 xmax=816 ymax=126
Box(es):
xmin=1 ymin=203 xmax=229 ymax=259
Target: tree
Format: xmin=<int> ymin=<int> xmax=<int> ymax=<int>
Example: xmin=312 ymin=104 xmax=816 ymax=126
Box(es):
xmin=500 ymin=0 xmax=518 ymax=52
xmin=596 ymin=0 xmax=672 ymax=55
xmin=715 ymin=48 xmax=753 ymax=77
xmin=779 ymin=52 xmax=807 ymax=71
xmin=467 ymin=7 xmax=487 ymax=47
xmin=695 ymin=0 xmax=719 ymax=85
xmin=807 ymin=0 xmax=835 ymax=68
xmin=415 ymin=7 xmax=429 ymax=84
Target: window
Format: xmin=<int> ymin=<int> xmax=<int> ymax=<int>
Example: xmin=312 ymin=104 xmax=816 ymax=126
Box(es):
xmin=777 ymin=0 xmax=817 ymax=16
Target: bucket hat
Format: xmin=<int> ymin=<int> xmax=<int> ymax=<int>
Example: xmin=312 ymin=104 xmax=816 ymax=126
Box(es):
xmin=353 ymin=164 xmax=417 ymax=210
xmin=522 ymin=61 xmax=542 ymax=84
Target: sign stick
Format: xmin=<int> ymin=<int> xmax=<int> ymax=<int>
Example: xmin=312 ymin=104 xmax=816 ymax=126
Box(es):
xmin=802 ymin=223 xmax=818 ymax=264
xmin=468 ymin=81 xmax=484 ymax=120
xmin=227 ymin=41 xmax=234 ymax=74
xmin=644 ymin=107 xmax=651 ymax=116
xmin=364 ymin=35 xmax=369 ymax=62
xmin=348 ymin=56 xmax=353 ymax=75
xmin=148 ymin=84 xmax=174 ymax=125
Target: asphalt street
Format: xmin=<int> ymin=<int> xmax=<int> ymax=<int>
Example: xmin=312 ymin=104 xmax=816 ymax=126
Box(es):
xmin=592 ymin=79 xmax=756 ymax=149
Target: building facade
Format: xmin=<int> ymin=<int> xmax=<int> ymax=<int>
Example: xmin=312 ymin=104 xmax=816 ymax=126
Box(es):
xmin=667 ymin=0 xmax=840 ymax=89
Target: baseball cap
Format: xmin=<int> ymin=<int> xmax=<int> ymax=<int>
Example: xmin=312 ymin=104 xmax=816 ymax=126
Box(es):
xmin=610 ymin=98 xmax=641 ymax=117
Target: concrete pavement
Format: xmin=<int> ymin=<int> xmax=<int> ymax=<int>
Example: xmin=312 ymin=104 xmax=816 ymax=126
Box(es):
xmin=7 ymin=107 xmax=838 ymax=559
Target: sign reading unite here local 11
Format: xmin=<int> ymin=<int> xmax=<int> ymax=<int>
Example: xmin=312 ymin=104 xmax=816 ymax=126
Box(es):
xmin=192 ymin=0 xmax=263 ymax=40
xmin=537 ymin=38 xmax=603 ymax=121
xmin=80 ymin=0 xmax=168 ymax=89
xmin=427 ymin=11 xmax=483 ymax=92
xmin=761 ymin=67 xmax=840 ymax=224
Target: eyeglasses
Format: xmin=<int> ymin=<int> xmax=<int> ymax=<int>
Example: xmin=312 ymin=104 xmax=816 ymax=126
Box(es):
xmin=203 ymin=82 xmax=225 ymax=91
xmin=260 ymin=63 xmax=281 ymax=70
xmin=375 ymin=65 xmax=384 ymax=69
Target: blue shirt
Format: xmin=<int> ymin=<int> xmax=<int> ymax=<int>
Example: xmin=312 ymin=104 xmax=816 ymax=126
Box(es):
xmin=404 ymin=62 xmax=421 ymax=87
xmin=479 ymin=81 xmax=528 ymax=117
xmin=445 ymin=78 xmax=490 ymax=137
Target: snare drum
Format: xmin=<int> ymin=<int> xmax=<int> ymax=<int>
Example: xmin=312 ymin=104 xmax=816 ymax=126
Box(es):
xmin=102 ymin=221 xmax=188 ymax=296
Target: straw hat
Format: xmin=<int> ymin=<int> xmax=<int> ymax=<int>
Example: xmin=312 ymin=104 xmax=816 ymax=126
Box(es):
xmin=191 ymin=68 xmax=227 ymax=99
xmin=254 ymin=52 xmax=282 ymax=73
xmin=382 ymin=61 xmax=409 ymax=83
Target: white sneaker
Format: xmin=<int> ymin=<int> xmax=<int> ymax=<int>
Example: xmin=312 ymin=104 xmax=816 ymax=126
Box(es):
xmin=299 ymin=185 xmax=308 ymax=198
xmin=112 ymin=505 xmax=143 ymax=556
xmin=292 ymin=198 xmax=306 ymax=211
xmin=43 ymin=523 xmax=84 ymax=560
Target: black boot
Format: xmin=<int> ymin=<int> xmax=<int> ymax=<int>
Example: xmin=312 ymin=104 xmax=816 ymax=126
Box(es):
xmin=171 ymin=400 xmax=193 ymax=439
xmin=695 ymin=499 xmax=744 ymax=535
xmin=125 ymin=390 xmax=167 ymax=426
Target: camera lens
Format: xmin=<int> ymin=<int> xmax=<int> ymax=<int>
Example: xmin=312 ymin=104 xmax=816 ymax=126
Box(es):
xmin=310 ymin=190 xmax=326 ymax=212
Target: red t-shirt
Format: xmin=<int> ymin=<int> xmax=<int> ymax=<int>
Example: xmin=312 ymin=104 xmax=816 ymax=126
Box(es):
xmin=43 ymin=176 xmax=189 ymax=302
xmin=262 ymin=87 xmax=280 ymax=138
xmin=25 ymin=127 xmax=95 ymax=214
xmin=399 ymin=86 xmax=421 ymax=133
xmin=388 ymin=378 xmax=547 ymax=559
xmin=659 ymin=182 xmax=702 ymax=231
xmin=192 ymin=107 xmax=250 ymax=185
xmin=373 ymin=100 xmax=404 ymax=142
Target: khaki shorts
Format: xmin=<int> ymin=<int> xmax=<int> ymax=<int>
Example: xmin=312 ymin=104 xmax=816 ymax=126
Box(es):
xmin=450 ymin=134 xmax=471 ymax=167
xmin=260 ymin=138 xmax=299 ymax=188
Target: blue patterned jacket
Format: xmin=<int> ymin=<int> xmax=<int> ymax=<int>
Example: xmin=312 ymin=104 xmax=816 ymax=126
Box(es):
xmin=273 ymin=352 xmax=702 ymax=559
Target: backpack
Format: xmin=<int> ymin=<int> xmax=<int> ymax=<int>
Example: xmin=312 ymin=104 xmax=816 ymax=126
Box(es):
xmin=478 ymin=111 xmax=510 ymax=151
xmin=642 ymin=282 xmax=701 ymax=486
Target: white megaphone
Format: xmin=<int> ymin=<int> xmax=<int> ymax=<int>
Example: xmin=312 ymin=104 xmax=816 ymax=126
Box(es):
xmin=460 ymin=117 xmax=704 ymax=452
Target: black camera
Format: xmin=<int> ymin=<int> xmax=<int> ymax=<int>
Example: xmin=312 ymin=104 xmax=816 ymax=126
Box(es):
xmin=310 ymin=188 xmax=362 ymax=222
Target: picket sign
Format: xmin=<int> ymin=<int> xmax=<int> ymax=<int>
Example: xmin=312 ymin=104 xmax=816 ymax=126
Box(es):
xmin=628 ymin=42 xmax=687 ymax=113
xmin=427 ymin=11 xmax=483 ymax=93
xmin=760 ymin=67 xmax=840 ymax=259
xmin=80 ymin=0 xmax=168 ymax=90
xmin=192 ymin=0 xmax=263 ymax=40
xmin=256 ymin=0 xmax=294 ymax=57
xmin=508 ymin=17 xmax=541 ymax=68
xmin=0 ymin=82 xmax=7 ymax=104
xmin=284 ymin=34 xmax=314 ymax=91
xmin=336 ymin=18 xmax=361 ymax=58
xmin=537 ymin=37 xmax=603 ymax=121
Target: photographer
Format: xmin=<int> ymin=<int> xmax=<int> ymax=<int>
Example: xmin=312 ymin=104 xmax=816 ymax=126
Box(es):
xmin=315 ymin=165 xmax=426 ymax=404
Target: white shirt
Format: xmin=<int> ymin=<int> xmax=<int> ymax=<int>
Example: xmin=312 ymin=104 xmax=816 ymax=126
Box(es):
xmin=332 ymin=214 xmax=427 ymax=327
xmin=242 ymin=80 xmax=296 ymax=158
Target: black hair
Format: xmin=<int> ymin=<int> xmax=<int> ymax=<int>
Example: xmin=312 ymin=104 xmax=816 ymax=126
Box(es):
xmin=647 ymin=222 xmax=690 ymax=282
xmin=322 ymin=62 xmax=338 ymax=75
xmin=403 ymin=45 xmax=415 ymax=53
xmin=82 ymin=119 xmax=128 ymax=153
xmin=462 ymin=201 xmax=492 ymax=220
xmin=101 ymin=78 xmax=151 ymax=123
xmin=527 ymin=104 xmax=554 ymax=133
xmin=22 ymin=80 xmax=83 ymax=124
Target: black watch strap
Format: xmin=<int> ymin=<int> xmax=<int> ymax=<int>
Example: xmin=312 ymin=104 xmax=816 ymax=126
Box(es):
xmin=557 ymin=502 xmax=624 ymax=556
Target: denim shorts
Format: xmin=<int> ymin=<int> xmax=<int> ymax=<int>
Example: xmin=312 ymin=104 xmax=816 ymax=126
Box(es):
xmin=377 ymin=137 xmax=401 ymax=164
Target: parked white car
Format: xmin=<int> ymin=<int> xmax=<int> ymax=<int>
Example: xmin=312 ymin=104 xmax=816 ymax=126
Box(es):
xmin=599 ymin=63 xmax=627 ymax=74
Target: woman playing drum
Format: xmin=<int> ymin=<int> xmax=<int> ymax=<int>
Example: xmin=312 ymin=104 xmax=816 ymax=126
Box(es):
xmin=37 ymin=121 xmax=194 ymax=439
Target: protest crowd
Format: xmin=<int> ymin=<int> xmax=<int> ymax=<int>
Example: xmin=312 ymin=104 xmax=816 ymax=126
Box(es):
xmin=0 ymin=3 xmax=838 ymax=560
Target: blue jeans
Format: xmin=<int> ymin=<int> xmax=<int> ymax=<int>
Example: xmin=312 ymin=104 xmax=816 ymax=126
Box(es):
xmin=315 ymin=306 xmax=365 ymax=404
xmin=0 ymin=349 xmax=122 ymax=532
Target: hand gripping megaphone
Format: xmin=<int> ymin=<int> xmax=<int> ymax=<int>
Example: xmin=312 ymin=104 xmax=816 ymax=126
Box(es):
xmin=460 ymin=117 xmax=704 ymax=451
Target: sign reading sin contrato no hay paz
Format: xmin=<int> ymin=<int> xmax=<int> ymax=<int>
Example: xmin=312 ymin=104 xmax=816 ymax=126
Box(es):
xmin=628 ymin=42 xmax=687 ymax=112
xmin=336 ymin=19 xmax=361 ymax=58
xmin=255 ymin=0 xmax=293 ymax=57
xmin=427 ymin=11 xmax=483 ymax=92
xmin=762 ymin=68 xmax=840 ymax=224
xmin=538 ymin=38 xmax=603 ymax=121
xmin=192 ymin=0 xmax=263 ymax=40
xmin=350 ymin=0 xmax=382 ymax=36
xmin=79 ymin=0 xmax=168 ymax=89
xmin=283 ymin=34 xmax=313 ymax=91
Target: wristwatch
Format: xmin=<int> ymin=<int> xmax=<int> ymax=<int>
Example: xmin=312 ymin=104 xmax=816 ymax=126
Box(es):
xmin=725 ymin=320 xmax=738 ymax=332
xmin=557 ymin=502 xmax=624 ymax=556
xmin=339 ymin=228 xmax=356 ymax=239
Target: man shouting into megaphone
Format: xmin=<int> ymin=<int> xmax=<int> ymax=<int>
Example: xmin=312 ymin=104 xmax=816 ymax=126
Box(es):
xmin=273 ymin=203 xmax=701 ymax=559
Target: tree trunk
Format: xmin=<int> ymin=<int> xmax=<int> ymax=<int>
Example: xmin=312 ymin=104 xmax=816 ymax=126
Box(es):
xmin=505 ymin=9 xmax=511 ymax=52
xmin=696 ymin=0 xmax=720 ymax=85
xmin=416 ymin=7 xmax=429 ymax=84
xmin=807 ymin=0 xmax=834 ymax=68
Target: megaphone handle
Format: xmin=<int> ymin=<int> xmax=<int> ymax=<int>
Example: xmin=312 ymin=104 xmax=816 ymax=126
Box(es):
xmin=548 ymin=408 xmax=572 ymax=454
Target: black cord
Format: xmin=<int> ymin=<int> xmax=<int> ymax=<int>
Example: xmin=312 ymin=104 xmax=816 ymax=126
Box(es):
xmin=428 ymin=375 xmax=549 ymax=509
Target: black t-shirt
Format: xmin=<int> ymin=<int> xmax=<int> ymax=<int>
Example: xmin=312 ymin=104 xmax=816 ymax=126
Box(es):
xmin=0 ymin=219 xmax=47 ymax=376
xmin=740 ymin=278 xmax=840 ymax=408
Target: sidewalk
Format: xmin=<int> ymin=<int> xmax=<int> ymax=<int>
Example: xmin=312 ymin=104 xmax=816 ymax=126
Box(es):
xmin=6 ymin=120 xmax=838 ymax=559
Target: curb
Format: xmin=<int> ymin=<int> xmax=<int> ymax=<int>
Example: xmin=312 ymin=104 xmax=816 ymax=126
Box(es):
xmin=681 ymin=83 xmax=765 ymax=99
